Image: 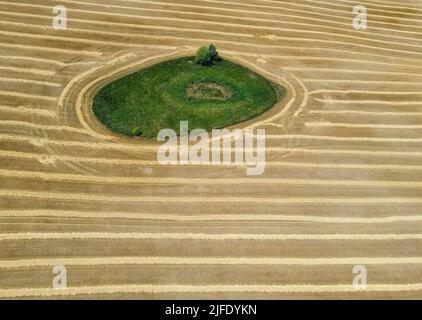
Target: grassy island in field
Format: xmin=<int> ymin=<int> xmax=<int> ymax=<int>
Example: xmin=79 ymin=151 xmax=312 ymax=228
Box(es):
xmin=93 ymin=45 xmax=286 ymax=138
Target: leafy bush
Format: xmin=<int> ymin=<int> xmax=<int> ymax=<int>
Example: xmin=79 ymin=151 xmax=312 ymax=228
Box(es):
xmin=195 ymin=44 xmax=221 ymax=66
xmin=132 ymin=127 xmax=143 ymax=136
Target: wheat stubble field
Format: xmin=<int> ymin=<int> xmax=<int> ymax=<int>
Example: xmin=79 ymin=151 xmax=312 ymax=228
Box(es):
xmin=0 ymin=0 xmax=422 ymax=299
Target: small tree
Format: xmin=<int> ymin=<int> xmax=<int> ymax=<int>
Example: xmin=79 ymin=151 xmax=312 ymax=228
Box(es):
xmin=195 ymin=44 xmax=221 ymax=66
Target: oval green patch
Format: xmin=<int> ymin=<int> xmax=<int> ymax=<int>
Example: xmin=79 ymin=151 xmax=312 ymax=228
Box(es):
xmin=92 ymin=57 xmax=286 ymax=138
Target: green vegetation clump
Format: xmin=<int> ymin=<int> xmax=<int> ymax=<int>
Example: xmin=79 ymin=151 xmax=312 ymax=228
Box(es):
xmin=195 ymin=44 xmax=221 ymax=66
xmin=93 ymin=49 xmax=285 ymax=138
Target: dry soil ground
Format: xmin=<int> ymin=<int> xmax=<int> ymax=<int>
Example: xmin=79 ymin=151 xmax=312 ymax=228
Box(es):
xmin=1 ymin=0 xmax=422 ymax=299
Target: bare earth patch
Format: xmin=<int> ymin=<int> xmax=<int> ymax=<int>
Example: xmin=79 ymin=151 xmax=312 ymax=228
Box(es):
xmin=186 ymin=81 xmax=233 ymax=101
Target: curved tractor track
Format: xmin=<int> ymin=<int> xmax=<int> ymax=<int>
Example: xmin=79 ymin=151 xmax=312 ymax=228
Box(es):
xmin=1 ymin=0 xmax=422 ymax=299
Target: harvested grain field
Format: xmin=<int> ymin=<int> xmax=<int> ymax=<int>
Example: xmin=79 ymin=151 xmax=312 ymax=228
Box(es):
xmin=1 ymin=0 xmax=422 ymax=299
